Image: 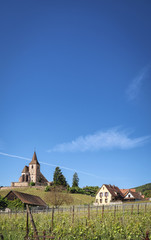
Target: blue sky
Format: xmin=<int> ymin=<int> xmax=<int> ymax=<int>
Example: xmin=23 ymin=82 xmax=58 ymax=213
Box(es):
xmin=0 ymin=0 xmax=151 ymax=188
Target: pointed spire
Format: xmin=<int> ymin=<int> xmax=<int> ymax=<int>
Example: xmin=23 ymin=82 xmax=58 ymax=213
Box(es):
xmin=29 ymin=152 xmax=40 ymax=165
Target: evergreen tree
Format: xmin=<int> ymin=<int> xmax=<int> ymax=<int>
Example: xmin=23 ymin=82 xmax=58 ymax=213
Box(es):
xmin=72 ymin=172 xmax=79 ymax=187
xmin=53 ymin=167 xmax=67 ymax=187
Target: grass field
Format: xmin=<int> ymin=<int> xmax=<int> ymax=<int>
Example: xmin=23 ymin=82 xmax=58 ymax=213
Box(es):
xmin=0 ymin=187 xmax=94 ymax=206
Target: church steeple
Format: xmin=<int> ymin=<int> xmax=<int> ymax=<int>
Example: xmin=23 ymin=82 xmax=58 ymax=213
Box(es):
xmin=29 ymin=152 xmax=40 ymax=165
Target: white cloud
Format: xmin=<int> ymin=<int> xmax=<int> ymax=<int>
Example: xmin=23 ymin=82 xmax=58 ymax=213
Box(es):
xmin=48 ymin=128 xmax=150 ymax=152
xmin=126 ymin=65 xmax=150 ymax=101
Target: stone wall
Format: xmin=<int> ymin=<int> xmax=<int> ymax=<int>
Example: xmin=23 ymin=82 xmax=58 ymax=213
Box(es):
xmin=11 ymin=182 xmax=29 ymax=187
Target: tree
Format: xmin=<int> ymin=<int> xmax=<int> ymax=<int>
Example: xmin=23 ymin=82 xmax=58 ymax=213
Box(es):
xmin=53 ymin=167 xmax=67 ymax=187
xmin=44 ymin=186 xmax=73 ymax=207
xmin=72 ymin=172 xmax=79 ymax=187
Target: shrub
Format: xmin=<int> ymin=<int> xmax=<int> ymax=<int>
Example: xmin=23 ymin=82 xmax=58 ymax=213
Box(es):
xmin=30 ymin=182 xmax=35 ymax=186
xmin=7 ymin=199 xmax=24 ymax=210
xmin=0 ymin=197 xmax=8 ymax=210
xmin=45 ymin=186 xmax=51 ymax=192
xmin=69 ymin=187 xmax=84 ymax=194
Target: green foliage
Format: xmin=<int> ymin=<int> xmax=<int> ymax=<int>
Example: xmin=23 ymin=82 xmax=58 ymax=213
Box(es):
xmin=143 ymin=190 xmax=151 ymax=198
xmin=30 ymin=182 xmax=35 ymax=186
xmin=135 ymin=183 xmax=151 ymax=192
xmin=69 ymin=186 xmax=99 ymax=196
xmin=0 ymin=204 xmax=151 ymax=239
xmin=45 ymin=186 xmax=51 ymax=192
xmin=72 ymin=172 xmax=79 ymax=187
xmin=134 ymin=183 xmax=151 ymax=198
xmin=67 ymin=184 xmax=70 ymax=192
xmin=53 ymin=167 xmax=67 ymax=187
xmin=82 ymin=186 xmax=99 ymax=196
xmin=0 ymin=197 xmax=7 ymax=210
xmin=7 ymin=199 xmax=24 ymax=210
xmin=0 ymin=198 xmax=24 ymax=210
xmin=69 ymin=187 xmax=84 ymax=194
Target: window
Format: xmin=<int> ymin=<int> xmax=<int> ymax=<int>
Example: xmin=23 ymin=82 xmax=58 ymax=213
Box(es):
xmin=100 ymin=192 xmax=103 ymax=198
xmin=105 ymin=192 xmax=108 ymax=197
xmin=32 ymin=165 xmax=33 ymax=169
xmin=22 ymin=175 xmax=25 ymax=182
xmin=105 ymin=199 xmax=108 ymax=203
xmin=26 ymin=175 xmax=28 ymax=182
xmin=100 ymin=199 xmax=102 ymax=203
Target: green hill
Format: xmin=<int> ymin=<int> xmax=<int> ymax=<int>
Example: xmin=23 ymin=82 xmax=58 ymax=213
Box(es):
xmin=0 ymin=187 xmax=94 ymax=206
xmin=134 ymin=183 xmax=151 ymax=198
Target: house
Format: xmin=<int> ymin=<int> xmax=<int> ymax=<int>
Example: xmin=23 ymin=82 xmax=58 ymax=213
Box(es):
xmin=95 ymin=184 xmax=124 ymax=205
xmin=11 ymin=152 xmax=48 ymax=187
xmin=120 ymin=188 xmax=143 ymax=201
xmin=124 ymin=190 xmax=143 ymax=201
xmin=5 ymin=191 xmax=47 ymax=208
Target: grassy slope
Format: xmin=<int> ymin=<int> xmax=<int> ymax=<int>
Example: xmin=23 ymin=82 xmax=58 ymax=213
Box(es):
xmin=134 ymin=183 xmax=151 ymax=198
xmin=135 ymin=183 xmax=151 ymax=192
xmin=0 ymin=187 xmax=94 ymax=206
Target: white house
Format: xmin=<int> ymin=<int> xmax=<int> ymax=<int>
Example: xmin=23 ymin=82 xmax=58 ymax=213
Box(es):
xmin=95 ymin=184 xmax=124 ymax=205
xmin=124 ymin=190 xmax=143 ymax=201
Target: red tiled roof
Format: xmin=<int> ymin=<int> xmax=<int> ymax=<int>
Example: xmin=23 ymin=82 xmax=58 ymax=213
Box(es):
xmin=120 ymin=188 xmax=136 ymax=196
xmin=5 ymin=191 xmax=47 ymax=206
xmin=29 ymin=152 xmax=40 ymax=165
xmin=104 ymin=184 xmax=124 ymax=198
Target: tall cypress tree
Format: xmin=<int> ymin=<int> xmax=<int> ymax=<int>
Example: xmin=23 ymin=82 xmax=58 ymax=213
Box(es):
xmin=53 ymin=167 xmax=67 ymax=187
xmin=72 ymin=172 xmax=79 ymax=187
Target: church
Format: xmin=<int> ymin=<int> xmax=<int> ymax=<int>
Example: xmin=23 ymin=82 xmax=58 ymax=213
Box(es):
xmin=11 ymin=152 xmax=48 ymax=187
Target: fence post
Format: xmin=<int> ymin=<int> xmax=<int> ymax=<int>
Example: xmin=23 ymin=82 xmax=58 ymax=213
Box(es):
xmin=122 ymin=204 xmax=125 ymax=223
xmin=145 ymin=231 xmax=149 ymax=240
xmin=51 ymin=207 xmax=54 ymax=232
xmin=114 ymin=205 xmax=116 ymax=218
xmin=102 ymin=205 xmax=104 ymax=218
xmin=43 ymin=230 xmax=46 ymax=240
xmin=0 ymin=234 xmax=4 ymax=240
xmin=145 ymin=203 xmax=147 ymax=213
xmin=96 ymin=206 xmax=98 ymax=217
xmin=131 ymin=204 xmax=133 ymax=215
xmin=88 ymin=204 xmax=90 ymax=220
xmin=72 ymin=206 xmax=74 ymax=224
xmin=26 ymin=204 xmax=39 ymax=240
xmin=137 ymin=204 xmax=139 ymax=215
xmin=25 ymin=209 xmax=29 ymax=239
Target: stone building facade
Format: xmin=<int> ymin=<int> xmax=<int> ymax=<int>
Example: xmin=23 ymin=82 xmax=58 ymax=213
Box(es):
xmin=11 ymin=152 xmax=48 ymax=187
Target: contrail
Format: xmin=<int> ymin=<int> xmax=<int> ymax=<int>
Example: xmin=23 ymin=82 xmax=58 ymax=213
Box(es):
xmin=0 ymin=151 xmax=103 ymax=179
xmin=0 ymin=152 xmax=31 ymax=161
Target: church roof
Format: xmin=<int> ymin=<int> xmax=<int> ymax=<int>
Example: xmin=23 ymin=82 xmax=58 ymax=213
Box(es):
xmin=22 ymin=166 xmax=29 ymax=173
xmin=29 ymin=152 xmax=40 ymax=165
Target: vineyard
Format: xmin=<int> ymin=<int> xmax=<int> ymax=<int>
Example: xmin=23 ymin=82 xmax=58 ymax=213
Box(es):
xmin=0 ymin=202 xmax=151 ymax=240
